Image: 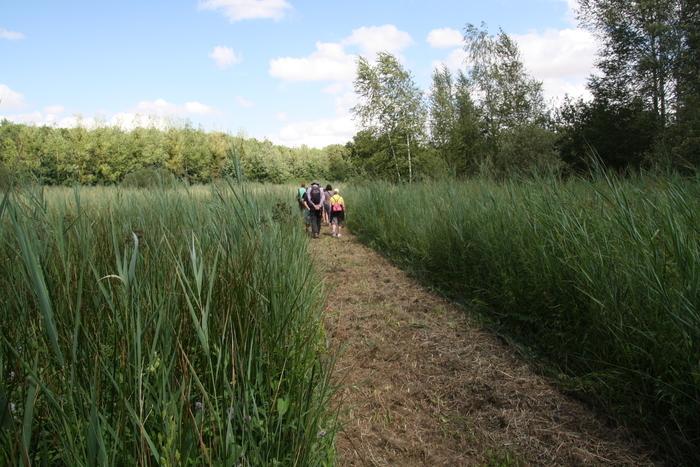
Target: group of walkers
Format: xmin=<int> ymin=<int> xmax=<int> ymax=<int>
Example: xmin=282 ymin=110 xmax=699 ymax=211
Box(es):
xmin=297 ymin=181 xmax=345 ymax=239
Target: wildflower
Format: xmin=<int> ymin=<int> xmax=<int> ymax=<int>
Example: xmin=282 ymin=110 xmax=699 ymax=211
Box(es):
xmin=317 ymin=429 xmax=327 ymax=438
xmin=195 ymin=401 xmax=204 ymax=412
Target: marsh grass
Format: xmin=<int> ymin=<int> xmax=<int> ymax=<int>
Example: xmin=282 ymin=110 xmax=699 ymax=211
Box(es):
xmin=0 ymin=182 xmax=335 ymax=465
xmin=348 ymin=174 xmax=700 ymax=464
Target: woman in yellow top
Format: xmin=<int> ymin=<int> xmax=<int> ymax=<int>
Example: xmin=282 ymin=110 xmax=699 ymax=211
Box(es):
xmin=329 ymin=188 xmax=345 ymax=238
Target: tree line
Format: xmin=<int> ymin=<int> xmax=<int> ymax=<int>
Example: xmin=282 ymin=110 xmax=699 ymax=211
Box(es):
xmin=1 ymin=0 xmax=697 ymax=185
xmin=0 ymin=123 xmax=354 ymax=186
xmin=349 ymin=0 xmax=699 ymax=180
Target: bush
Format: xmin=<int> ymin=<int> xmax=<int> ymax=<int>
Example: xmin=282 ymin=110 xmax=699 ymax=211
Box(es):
xmin=0 ymin=163 xmax=11 ymax=191
xmin=121 ymin=167 xmax=178 ymax=188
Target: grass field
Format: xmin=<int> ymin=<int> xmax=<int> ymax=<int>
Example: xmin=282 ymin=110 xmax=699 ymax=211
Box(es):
xmin=347 ymin=174 xmax=700 ymax=464
xmin=0 ymin=183 xmax=335 ymax=465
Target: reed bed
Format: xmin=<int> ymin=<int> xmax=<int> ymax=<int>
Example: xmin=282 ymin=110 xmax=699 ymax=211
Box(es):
xmin=347 ymin=174 xmax=700 ymax=464
xmin=0 ymin=183 xmax=335 ymax=465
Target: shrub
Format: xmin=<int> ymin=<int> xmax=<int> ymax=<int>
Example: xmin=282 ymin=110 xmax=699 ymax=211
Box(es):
xmin=121 ymin=167 xmax=178 ymax=188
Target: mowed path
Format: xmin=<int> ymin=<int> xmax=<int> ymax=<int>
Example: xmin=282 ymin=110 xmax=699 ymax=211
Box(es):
xmin=313 ymin=231 xmax=657 ymax=466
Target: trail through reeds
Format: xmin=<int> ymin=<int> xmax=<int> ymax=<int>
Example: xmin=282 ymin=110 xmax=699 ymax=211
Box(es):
xmin=315 ymin=231 xmax=655 ymax=466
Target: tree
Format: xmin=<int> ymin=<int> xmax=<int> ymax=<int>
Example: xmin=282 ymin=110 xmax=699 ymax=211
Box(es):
xmin=353 ymin=53 xmax=427 ymax=182
xmin=576 ymin=0 xmax=700 ymax=169
xmin=579 ymin=0 xmax=680 ymax=125
xmin=429 ymin=66 xmax=457 ymax=151
xmin=428 ymin=67 xmax=485 ymax=175
xmin=463 ymin=23 xmax=547 ymax=142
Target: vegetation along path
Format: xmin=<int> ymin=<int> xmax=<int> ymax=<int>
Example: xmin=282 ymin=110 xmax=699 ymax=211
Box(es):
xmin=313 ymin=231 xmax=657 ymax=466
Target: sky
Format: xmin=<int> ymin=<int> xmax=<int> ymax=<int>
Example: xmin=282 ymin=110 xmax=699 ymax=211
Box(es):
xmin=0 ymin=0 xmax=598 ymax=147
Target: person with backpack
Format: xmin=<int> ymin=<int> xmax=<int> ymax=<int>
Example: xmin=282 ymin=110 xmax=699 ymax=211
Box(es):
xmin=329 ymin=188 xmax=345 ymax=238
xmin=297 ymin=182 xmax=311 ymax=230
xmin=306 ymin=181 xmax=325 ymax=238
xmin=323 ymin=184 xmax=333 ymax=225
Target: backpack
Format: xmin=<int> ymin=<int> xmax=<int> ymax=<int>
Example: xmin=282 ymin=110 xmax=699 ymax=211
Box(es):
xmin=309 ymin=185 xmax=322 ymax=205
xmin=330 ymin=195 xmax=344 ymax=212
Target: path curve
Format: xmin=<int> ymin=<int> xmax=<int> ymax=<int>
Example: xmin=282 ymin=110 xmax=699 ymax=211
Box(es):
xmin=314 ymin=231 xmax=657 ymax=466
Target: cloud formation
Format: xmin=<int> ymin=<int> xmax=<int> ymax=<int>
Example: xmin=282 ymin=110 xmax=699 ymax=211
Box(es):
xmin=426 ymin=27 xmax=462 ymax=48
xmin=276 ymin=114 xmax=355 ymax=148
xmin=269 ymin=24 xmax=413 ymax=83
xmin=0 ymin=84 xmax=25 ymax=109
xmin=199 ymin=0 xmax=291 ymax=21
xmin=0 ymin=99 xmax=218 ymax=131
xmin=431 ymin=25 xmax=597 ymax=103
xmin=0 ymin=28 xmax=25 ymax=40
xmin=342 ymin=24 xmax=413 ymax=57
xmin=269 ymin=42 xmax=356 ymax=82
xmin=209 ymin=46 xmax=241 ymax=69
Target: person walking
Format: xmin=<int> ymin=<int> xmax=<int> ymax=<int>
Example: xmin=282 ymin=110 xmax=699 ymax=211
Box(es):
xmin=297 ymin=182 xmax=311 ymax=231
xmin=329 ymin=188 xmax=345 ymax=238
xmin=323 ymin=184 xmax=333 ymax=225
xmin=306 ymin=181 xmax=325 ymax=238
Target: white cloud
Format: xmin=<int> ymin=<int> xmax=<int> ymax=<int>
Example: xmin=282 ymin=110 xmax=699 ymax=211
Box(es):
xmin=0 ymin=84 xmax=25 ymax=109
xmin=198 ymin=0 xmax=291 ymax=21
xmin=514 ymin=27 xmax=598 ymax=102
xmin=269 ymin=41 xmax=356 ymax=82
xmin=43 ymin=105 xmax=65 ymax=114
xmin=427 ymin=28 xmax=463 ymax=48
xmin=276 ymin=114 xmax=356 ymax=148
xmin=432 ymin=48 xmax=468 ymax=73
xmin=209 ymin=46 xmax=241 ymax=69
xmin=1 ymin=99 xmax=218 ymax=131
xmin=540 ymin=78 xmax=591 ymax=103
xmin=0 ymin=28 xmax=25 ymax=40
xmin=184 ymin=101 xmax=216 ymax=114
xmin=560 ymin=0 xmax=580 ymax=24
xmin=430 ymin=25 xmax=597 ymax=103
xmin=514 ymin=28 xmax=597 ymax=80
xmin=342 ymin=24 xmax=413 ymax=58
xmin=268 ymin=25 xmax=412 ymax=147
xmin=235 ymin=96 xmax=255 ymax=108
xmin=269 ymin=24 xmax=412 ymax=83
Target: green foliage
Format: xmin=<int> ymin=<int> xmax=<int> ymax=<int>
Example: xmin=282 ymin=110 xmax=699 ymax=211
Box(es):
xmin=0 ymin=121 xmax=338 ymax=185
xmin=0 ymin=184 xmax=336 ymax=464
xmin=121 ymin=167 xmax=178 ymax=188
xmin=0 ymin=163 xmax=13 ymax=192
xmin=347 ymin=177 xmax=700 ymax=465
xmin=577 ymin=0 xmax=700 ymax=171
xmin=353 ymin=53 xmax=427 ymax=182
xmin=490 ymin=124 xmax=561 ymax=177
xmin=556 ymin=97 xmax=660 ymax=172
xmin=463 ymin=23 xmax=547 ymax=138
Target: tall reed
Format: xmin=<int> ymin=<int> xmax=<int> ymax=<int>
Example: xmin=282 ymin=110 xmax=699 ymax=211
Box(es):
xmin=348 ymin=175 xmax=700 ymax=464
xmin=0 ymin=183 xmax=335 ymax=465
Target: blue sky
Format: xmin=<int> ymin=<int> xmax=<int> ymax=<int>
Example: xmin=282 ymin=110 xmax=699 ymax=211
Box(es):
xmin=1 ymin=0 xmax=596 ymax=147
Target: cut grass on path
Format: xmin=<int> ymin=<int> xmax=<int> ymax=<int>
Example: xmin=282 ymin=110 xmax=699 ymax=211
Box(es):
xmin=313 ymin=230 xmax=657 ymax=466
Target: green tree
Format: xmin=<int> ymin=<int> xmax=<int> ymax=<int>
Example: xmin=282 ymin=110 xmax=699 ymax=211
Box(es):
xmin=428 ymin=67 xmax=485 ymax=175
xmin=578 ymin=0 xmax=700 ymax=169
xmin=463 ymin=23 xmax=547 ymax=141
xmin=353 ymin=53 xmax=427 ymax=182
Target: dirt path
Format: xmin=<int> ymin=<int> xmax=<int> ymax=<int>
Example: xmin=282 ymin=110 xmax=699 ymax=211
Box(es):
xmin=313 ymin=231 xmax=657 ymax=466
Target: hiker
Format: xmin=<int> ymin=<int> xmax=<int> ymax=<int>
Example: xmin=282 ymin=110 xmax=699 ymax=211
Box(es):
xmin=323 ymin=184 xmax=333 ymax=225
xmin=306 ymin=181 xmax=325 ymax=238
xmin=297 ymin=182 xmax=311 ymax=230
xmin=329 ymin=188 xmax=345 ymax=238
